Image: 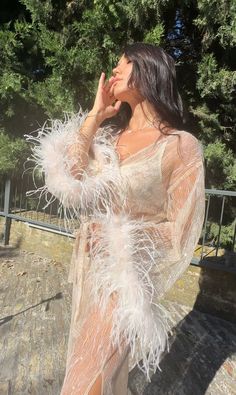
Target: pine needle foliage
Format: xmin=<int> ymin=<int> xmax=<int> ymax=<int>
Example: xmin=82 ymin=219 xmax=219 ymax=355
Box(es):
xmin=0 ymin=0 xmax=235 ymax=196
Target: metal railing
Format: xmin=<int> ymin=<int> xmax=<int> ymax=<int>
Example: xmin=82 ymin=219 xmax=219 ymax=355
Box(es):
xmin=0 ymin=178 xmax=236 ymax=272
xmin=0 ymin=176 xmax=76 ymax=241
xmin=191 ymin=188 xmax=236 ymax=272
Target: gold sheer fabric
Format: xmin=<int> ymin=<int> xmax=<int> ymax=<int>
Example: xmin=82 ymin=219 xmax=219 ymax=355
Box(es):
xmin=26 ymin=113 xmax=205 ymax=394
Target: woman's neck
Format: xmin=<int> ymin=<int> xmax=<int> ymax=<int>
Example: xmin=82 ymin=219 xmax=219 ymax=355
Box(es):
xmin=127 ymin=99 xmax=158 ymax=131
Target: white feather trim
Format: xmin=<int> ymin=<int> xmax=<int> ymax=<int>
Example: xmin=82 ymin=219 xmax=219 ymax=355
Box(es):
xmin=25 ymin=110 xmax=124 ymax=226
xmin=87 ymin=214 xmax=172 ymax=381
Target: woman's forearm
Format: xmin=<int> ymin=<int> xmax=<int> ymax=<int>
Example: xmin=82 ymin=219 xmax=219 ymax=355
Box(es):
xmin=67 ymin=111 xmax=103 ymax=179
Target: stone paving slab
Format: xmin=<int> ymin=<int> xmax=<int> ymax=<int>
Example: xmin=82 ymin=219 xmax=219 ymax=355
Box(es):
xmin=0 ymin=246 xmax=236 ymax=395
xmin=0 ymin=246 xmax=71 ymax=395
xmin=129 ymin=302 xmax=236 ymax=395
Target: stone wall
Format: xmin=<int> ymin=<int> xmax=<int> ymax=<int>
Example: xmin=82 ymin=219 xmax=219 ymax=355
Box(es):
xmin=0 ymin=217 xmax=73 ymax=264
xmin=165 ymin=265 xmax=236 ymax=323
xmin=1 ymin=217 xmax=236 ymax=322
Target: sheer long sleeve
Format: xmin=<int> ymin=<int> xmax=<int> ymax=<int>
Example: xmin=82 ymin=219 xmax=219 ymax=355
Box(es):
xmin=149 ymin=132 xmax=205 ymax=295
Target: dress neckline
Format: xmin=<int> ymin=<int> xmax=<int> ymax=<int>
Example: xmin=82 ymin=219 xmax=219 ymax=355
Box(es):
xmin=114 ymin=130 xmax=182 ymax=166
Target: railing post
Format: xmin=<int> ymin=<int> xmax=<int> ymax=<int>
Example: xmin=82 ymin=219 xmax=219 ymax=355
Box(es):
xmin=216 ymin=196 xmax=225 ymax=257
xmin=201 ymin=195 xmax=211 ymax=260
xmin=232 ymin=220 xmax=236 ymax=252
xmin=3 ymin=179 xmax=11 ymax=245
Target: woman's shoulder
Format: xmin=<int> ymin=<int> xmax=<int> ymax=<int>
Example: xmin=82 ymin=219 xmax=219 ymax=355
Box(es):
xmin=167 ymin=130 xmax=203 ymax=164
xmin=172 ymin=130 xmax=200 ymax=143
xmin=172 ymin=130 xmax=202 ymax=149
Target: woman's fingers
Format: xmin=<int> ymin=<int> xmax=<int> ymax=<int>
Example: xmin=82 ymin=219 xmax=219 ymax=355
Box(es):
xmin=103 ymin=76 xmax=116 ymax=93
xmin=98 ymin=72 xmax=106 ymax=90
xmin=97 ymin=73 xmax=117 ymax=98
xmin=93 ymin=73 xmax=120 ymax=119
xmin=113 ymin=100 xmax=121 ymax=112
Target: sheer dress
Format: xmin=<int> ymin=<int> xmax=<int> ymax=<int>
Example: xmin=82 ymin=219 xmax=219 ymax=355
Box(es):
xmin=26 ymin=111 xmax=205 ymax=394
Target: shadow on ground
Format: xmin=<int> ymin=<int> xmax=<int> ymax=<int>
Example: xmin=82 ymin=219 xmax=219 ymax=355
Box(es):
xmin=0 ymin=292 xmax=63 ymax=327
xmin=129 ymin=263 xmax=236 ymax=395
xmin=0 ymin=237 xmax=22 ymax=257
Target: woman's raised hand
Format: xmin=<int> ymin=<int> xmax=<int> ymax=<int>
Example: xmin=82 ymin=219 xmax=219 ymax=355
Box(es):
xmin=90 ymin=72 xmax=121 ymax=125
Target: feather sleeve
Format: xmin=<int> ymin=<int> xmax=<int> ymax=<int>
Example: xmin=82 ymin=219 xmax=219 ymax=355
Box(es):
xmin=25 ymin=110 xmax=123 ymax=219
xmin=87 ymin=132 xmax=205 ymax=379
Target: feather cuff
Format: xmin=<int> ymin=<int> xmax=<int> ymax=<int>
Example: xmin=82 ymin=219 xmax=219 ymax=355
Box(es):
xmin=88 ymin=214 xmax=172 ymax=381
xmin=25 ymin=111 xmax=124 ymax=222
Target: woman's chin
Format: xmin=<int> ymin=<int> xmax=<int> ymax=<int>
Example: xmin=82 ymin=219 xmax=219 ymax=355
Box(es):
xmin=113 ymin=84 xmax=140 ymax=103
xmin=113 ymin=90 xmax=130 ymax=102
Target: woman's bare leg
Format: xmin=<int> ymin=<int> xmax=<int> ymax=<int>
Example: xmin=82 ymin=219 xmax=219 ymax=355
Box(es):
xmin=61 ymin=296 xmax=118 ymax=395
xmin=88 ymin=374 xmax=102 ymax=395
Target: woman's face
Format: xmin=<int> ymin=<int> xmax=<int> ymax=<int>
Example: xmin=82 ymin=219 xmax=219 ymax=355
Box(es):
xmin=111 ymin=55 xmax=136 ymax=101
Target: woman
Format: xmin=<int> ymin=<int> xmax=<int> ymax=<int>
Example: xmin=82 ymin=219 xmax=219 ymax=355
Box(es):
xmin=27 ymin=43 xmax=205 ymax=394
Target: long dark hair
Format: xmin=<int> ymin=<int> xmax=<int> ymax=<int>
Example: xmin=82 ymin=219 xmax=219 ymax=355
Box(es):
xmin=107 ymin=43 xmax=186 ymax=134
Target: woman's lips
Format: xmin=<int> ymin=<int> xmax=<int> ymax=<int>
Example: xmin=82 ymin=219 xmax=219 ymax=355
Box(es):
xmin=113 ymin=77 xmax=122 ymax=83
xmin=113 ymin=78 xmax=122 ymax=86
